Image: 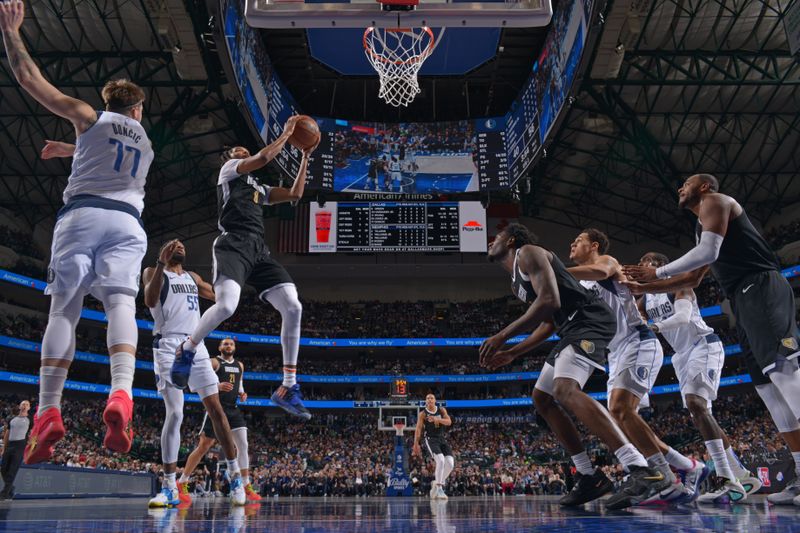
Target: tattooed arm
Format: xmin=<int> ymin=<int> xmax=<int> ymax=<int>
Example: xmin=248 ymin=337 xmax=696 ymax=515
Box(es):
xmin=0 ymin=0 xmax=96 ymax=134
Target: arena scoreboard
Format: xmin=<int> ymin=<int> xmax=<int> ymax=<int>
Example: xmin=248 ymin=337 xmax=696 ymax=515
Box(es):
xmin=390 ymin=378 xmax=409 ymax=399
xmin=308 ymin=201 xmax=487 ymax=253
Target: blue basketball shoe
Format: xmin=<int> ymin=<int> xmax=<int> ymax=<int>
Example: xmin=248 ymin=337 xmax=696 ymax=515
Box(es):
xmin=271 ymin=384 xmax=312 ymax=421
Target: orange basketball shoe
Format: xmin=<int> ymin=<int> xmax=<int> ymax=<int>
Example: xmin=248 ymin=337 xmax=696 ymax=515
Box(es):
xmin=103 ymin=390 xmax=134 ymax=452
xmin=245 ymin=484 xmax=262 ymax=502
xmin=24 ymin=407 xmax=65 ymax=464
xmin=177 ymin=481 xmax=192 ymax=504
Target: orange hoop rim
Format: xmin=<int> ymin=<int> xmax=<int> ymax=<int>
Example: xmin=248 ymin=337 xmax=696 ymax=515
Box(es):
xmin=363 ymin=26 xmax=436 ymax=65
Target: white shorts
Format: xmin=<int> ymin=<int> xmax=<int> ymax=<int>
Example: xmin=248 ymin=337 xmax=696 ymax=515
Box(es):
xmin=153 ymin=335 xmax=219 ymax=397
xmin=392 ymin=172 xmax=402 ymax=181
xmin=673 ymin=338 xmax=725 ymax=408
xmin=46 ymin=207 xmax=147 ymax=296
xmin=607 ymin=334 xmax=664 ymax=399
xmin=534 ymin=345 xmax=595 ymax=396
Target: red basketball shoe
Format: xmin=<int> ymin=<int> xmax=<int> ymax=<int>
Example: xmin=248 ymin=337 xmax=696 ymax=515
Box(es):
xmin=103 ymin=390 xmax=134 ymax=452
xmin=24 ymin=407 xmax=65 ymax=464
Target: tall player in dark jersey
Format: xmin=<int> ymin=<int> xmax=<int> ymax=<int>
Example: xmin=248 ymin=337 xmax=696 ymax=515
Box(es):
xmin=178 ymin=338 xmax=261 ymax=503
xmin=412 ymin=393 xmax=454 ymax=500
xmin=480 ymin=223 xmax=671 ymax=509
xmin=174 ymin=115 xmax=316 ymax=421
xmin=624 ymin=174 xmax=800 ymax=505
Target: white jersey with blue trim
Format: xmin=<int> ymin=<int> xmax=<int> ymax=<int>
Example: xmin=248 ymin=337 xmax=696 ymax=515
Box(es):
xmin=580 ymin=278 xmax=646 ymax=352
xmin=644 ymin=292 xmax=714 ymax=355
xmin=149 ymin=270 xmax=200 ymax=336
xmin=64 ymin=110 xmax=154 ymax=214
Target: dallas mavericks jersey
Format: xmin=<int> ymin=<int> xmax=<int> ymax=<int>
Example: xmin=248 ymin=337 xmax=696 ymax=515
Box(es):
xmin=150 ymin=270 xmax=200 ymax=336
xmin=580 ymin=278 xmax=646 ymax=352
xmin=65 ymin=111 xmax=154 ymax=214
xmin=644 ymin=292 xmax=714 ymax=355
xmin=390 ymin=160 xmax=401 ymax=173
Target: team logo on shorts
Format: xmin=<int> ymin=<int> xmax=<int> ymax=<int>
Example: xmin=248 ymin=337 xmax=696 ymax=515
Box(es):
xmin=579 ymin=340 xmax=595 ymax=354
xmin=708 ymin=369 xmax=716 ymax=380
xmin=636 ymin=366 xmax=649 ymax=380
xmin=781 ymin=337 xmax=799 ymax=351
xmin=46 ymin=268 xmax=55 ymax=284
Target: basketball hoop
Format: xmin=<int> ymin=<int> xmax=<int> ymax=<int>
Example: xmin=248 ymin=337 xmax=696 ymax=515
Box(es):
xmin=392 ymin=416 xmax=407 ymax=436
xmin=363 ymin=26 xmax=436 ymax=107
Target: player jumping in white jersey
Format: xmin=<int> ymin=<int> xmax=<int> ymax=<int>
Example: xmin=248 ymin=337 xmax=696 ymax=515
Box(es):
xmin=1 ymin=1 xmax=153 ymax=464
xmin=143 ymin=240 xmax=246 ymax=507
xmin=568 ymin=229 xmax=699 ymax=502
xmin=638 ymin=252 xmax=760 ymax=503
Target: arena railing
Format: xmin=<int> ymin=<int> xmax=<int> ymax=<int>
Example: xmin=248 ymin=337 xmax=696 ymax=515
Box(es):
xmin=0 ymin=334 xmax=743 ymax=383
xmin=2 ymin=265 xmax=797 ymax=348
xmin=0 ymin=369 xmax=753 ymax=408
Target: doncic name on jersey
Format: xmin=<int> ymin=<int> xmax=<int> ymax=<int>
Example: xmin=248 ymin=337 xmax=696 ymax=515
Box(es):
xmin=111 ymin=123 xmax=143 ymax=144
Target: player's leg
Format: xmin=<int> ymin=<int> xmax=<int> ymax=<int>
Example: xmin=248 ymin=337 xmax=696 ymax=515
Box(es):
xmin=149 ymin=385 xmax=184 ymax=508
xmin=25 ymin=285 xmax=86 ymax=464
xmin=423 ymin=438 xmax=445 ymax=499
xmin=179 ymin=432 xmax=216 ymax=496
xmin=200 ymin=390 xmax=245 ymax=505
xmin=757 ymin=381 xmax=800 ymax=505
xmin=231 ymin=426 xmax=260 ymax=501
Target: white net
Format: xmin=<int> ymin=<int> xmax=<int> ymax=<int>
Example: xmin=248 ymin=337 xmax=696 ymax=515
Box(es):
xmin=363 ymin=27 xmax=436 ymax=108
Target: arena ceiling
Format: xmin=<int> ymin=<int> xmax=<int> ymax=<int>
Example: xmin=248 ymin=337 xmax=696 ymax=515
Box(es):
xmin=0 ymin=0 xmax=797 ymax=250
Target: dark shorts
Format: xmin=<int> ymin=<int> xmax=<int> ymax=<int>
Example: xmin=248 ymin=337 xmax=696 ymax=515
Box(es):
xmin=729 ymin=270 xmax=800 ymax=382
xmin=201 ymin=406 xmax=247 ymax=439
xmin=546 ymin=301 xmax=616 ymax=370
xmin=212 ymin=232 xmax=294 ymax=294
xmin=424 ymin=437 xmax=452 ymax=457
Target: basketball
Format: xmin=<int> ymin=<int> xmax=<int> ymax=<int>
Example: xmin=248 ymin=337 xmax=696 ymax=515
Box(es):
xmin=288 ymin=115 xmax=320 ymax=151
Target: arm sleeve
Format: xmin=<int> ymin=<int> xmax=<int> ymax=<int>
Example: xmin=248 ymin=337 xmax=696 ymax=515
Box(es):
xmin=655 ymin=231 xmax=723 ymax=279
xmin=655 ymin=298 xmax=693 ymax=332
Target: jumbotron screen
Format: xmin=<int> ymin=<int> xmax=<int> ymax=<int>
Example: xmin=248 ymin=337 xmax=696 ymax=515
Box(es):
xmin=222 ymin=0 xmax=592 ymax=191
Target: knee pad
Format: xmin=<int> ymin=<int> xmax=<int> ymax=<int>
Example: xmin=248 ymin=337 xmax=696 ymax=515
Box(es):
xmin=755 ymin=383 xmax=800 ymax=433
xmin=42 ymin=290 xmax=85 ymax=361
xmin=215 ymin=278 xmax=242 ymax=319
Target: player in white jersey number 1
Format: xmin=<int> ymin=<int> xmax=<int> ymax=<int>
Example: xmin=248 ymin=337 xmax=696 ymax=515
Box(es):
xmin=638 ymin=252 xmax=760 ymax=503
xmin=1 ymin=0 xmax=152 ymax=464
xmin=143 ymin=240 xmax=246 ymax=506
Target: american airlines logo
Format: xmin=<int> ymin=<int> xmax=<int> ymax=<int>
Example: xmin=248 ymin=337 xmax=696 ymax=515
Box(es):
xmin=462 ymin=220 xmax=484 ymax=232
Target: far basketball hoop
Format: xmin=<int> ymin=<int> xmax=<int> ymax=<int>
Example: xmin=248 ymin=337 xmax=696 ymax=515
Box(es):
xmin=363 ymin=25 xmax=437 ymax=107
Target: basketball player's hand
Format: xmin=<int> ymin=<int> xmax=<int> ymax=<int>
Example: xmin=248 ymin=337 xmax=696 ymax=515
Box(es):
xmin=158 ymin=240 xmax=179 ymax=265
xmin=0 ymin=0 xmax=25 ymax=33
xmin=219 ymin=382 xmax=234 ymax=392
xmin=302 ymin=138 xmax=320 ymax=159
xmin=412 ymin=443 xmax=422 ymax=457
xmin=41 ymin=140 xmax=75 ymax=159
xmin=479 ymin=333 xmax=507 ymax=361
xmin=481 ymin=350 xmax=517 ymax=371
xmin=239 ymin=392 xmax=248 ymax=402
xmin=281 ymin=115 xmax=301 ymax=139
xmin=621 ymin=264 xmax=657 ymax=281
xmin=620 ymin=280 xmax=646 ymax=295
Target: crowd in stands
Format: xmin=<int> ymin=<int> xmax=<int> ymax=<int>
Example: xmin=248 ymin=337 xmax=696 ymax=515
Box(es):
xmin=1 ymin=390 xmax=792 ymax=498
xmin=0 ymin=227 xmax=44 ymax=260
xmin=766 ymin=219 xmax=800 ymax=250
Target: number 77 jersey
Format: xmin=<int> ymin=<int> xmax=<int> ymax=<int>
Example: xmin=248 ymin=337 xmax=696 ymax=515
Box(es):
xmin=65 ymin=110 xmax=154 ymax=214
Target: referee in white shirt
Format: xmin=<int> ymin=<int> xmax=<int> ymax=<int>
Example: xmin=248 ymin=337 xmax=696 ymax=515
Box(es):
xmin=1 ymin=400 xmax=31 ymax=500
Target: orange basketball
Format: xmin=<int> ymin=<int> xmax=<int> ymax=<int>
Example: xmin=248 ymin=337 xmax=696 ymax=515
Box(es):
xmin=288 ymin=115 xmax=321 ymax=151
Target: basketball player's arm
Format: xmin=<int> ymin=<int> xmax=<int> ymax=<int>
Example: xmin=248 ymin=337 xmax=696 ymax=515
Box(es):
xmin=434 ymin=407 xmax=452 ymax=427
xmin=623 ymin=266 xmax=710 ymax=295
xmin=650 ymin=289 xmax=695 ymax=333
xmin=41 ymin=141 xmax=75 ymax=160
xmin=238 ymin=361 xmax=247 ymax=402
xmin=412 ymin=414 xmax=425 ymax=456
xmin=0 ymin=1 xmax=96 ymax=134
xmin=235 ymin=115 xmax=302 ymax=174
xmin=479 ymin=247 xmax=560 ymax=359
xmin=567 ymin=255 xmax=620 ymax=281
xmin=267 ymin=151 xmax=311 ymax=204
xmin=188 ymin=272 xmax=215 ymax=302
xmin=482 ymin=321 xmax=555 ymax=370
xmin=142 ymin=242 xmax=179 ymax=308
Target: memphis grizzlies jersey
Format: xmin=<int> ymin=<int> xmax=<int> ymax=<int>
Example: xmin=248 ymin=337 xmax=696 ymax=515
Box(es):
xmin=644 ymin=292 xmax=714 ymax=355
xmin=580 ymin=278 xmax=646 ymax=351
xmin=64 ymin=111 xmax=154 ymax=214
xmin=150 ymin=270 xmax=200 ymax=336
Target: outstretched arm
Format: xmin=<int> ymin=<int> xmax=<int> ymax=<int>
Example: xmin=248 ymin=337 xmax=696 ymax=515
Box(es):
xmin=235 ymin=116 xmax=301 ymax=175
xmin=622 ymin=266 xmax=710 ymax=295
xmin=567 ymin=255 xmax=619 ymax=281
xmin=0 ymin=1 xmax=96 ymax=134
xmin=41 ymin=140 xmax=76 ymax=160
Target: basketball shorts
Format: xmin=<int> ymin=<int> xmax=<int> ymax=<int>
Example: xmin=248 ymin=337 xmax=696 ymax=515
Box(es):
xmin=544 ymin=300 xmax=616 ymax=371
xmin=212 ymin=232 xmax=294 ymax=294
xmin=46 ymin=200 xmax=147 ymax=297
xmin=606 ymin=327 xmax=664 ymax=399
xmin=153 ymin=335 xmax=218 ymax=398
xmin=672 ymin=334 xmax=725 ymax=408
xmin=729 ymin=270 xmax=800 ymax=384
xmin=201 ymin=406 xmax=247 ymax=439
xmin=534 ymin=344 xmax=596 ymax=396
xmin=424 ymin=437 xmax=452 ymax=457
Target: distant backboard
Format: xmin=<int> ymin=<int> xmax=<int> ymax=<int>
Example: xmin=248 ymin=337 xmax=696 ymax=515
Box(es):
xmin=245 ymin=0 xmax=553 ymax=29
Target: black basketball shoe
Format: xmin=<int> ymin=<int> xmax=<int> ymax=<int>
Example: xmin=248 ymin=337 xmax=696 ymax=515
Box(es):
xmin=560 ymin=468 xmax=614 ymax=506
xmin=605 ymin=465 xmax=672 ymax=510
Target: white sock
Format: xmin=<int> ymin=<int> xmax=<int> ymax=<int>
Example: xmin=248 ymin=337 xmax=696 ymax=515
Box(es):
xmin=283 ymin=367 xmax=297 ymax=388
xmin=164 ymin=472 xmax=177 ymax=489
xmin=109 ymin=352 xmax=135 ymax=398
xmin=38 ymin=366 xmax=68 ymax=413
xmin=178 ymin=473 xmax=190 ymax=484
xmin=705 ymin=439 xmax=735 ymax=481
xmin=242 ymin=475 xmax=250 ymax=486
xmin=571 ymin=451 xmax=594 ymax=476
xmin=726 ymin=446 xmax=750 ymax=478
xmin=227 ymin=458 xmax=241 ymax=477
xmin=792 ymin=451 xmax=800 ymax=478
xmin=614 ymin=443 xmax=648 ymax=468
xmin=665 ymin=446 xmax=695 ymax=471
xmin=646 ymin=452 xmax=676 ymax=482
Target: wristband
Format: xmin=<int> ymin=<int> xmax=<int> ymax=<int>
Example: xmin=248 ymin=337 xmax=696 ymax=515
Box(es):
xmin=156 ymin=260 xmax=166 ymax=267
